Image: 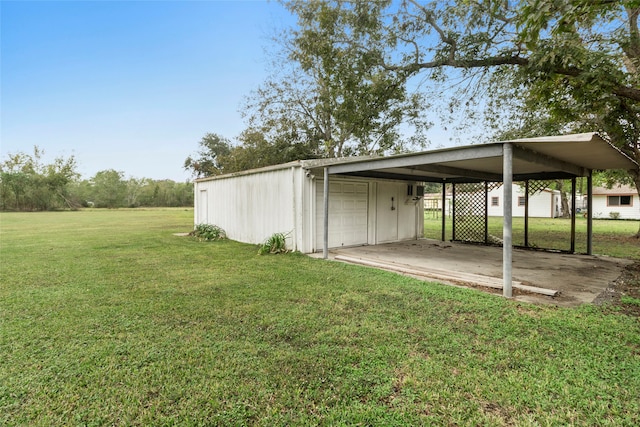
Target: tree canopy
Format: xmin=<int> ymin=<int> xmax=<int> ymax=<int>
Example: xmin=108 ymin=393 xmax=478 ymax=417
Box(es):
xmin=183 ymin=133 xmax=233 ymax=178
xmin=0 ymin=146 xmax=79 ymax=211
xmin=183 ymin=131 xmax=319 ymax=178
xmin=242 ymin=0 xmax=431 ymax=159
xmin=278 ymin=1 xmax=636 ymax=162
xmin=271 ymin=0 xmax=638 ymax=233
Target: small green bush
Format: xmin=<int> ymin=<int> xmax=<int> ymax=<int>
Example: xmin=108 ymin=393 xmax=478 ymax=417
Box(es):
xmin=258 ymin=232 xmax=290 ymax=255
xmin=190 ymin=223 xmax=226 ymax=241
xmin=609 ymin=212 xmax=621 ymax=220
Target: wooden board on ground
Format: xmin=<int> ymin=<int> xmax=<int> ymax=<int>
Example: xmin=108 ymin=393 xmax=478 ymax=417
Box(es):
xmin=334 ymin=254 xmax=559 ymax=297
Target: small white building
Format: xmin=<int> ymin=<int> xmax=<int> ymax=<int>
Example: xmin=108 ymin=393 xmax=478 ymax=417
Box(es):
xmin=486 ymin=184 xmax=562 ymax=218
xmin=424 ymin=192 xmax=452 ymax=215
xmin=424 ymin=184 xmax=562 ymax=218
xmin=194 ymin=159 xmax=425 ymax=253
xmin=591 ymin=185 xmax=640 ymax=219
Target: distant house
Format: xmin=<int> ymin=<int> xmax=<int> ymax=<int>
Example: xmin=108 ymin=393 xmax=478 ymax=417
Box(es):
xmin=591 ymin=185 xmax=640 ymax=219
xmin=424 ymin=192 xmax=452 ymax=215
xmin=487 ymin=184 xmax=562 ymax=218
xmin=424 ymin=184 xmax=563 ymax=218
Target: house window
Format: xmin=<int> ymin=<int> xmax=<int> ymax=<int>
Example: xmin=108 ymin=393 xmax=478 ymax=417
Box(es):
xmin=491 ymin=197 xmax=499 ymax=207
xmin=608 ymin=195 xmax=632 ymax=206
xmin=518 ymin=196 xmax=526 ymax=207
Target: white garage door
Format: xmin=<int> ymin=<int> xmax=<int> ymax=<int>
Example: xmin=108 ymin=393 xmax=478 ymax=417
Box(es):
xmin=315 ymin=180 xmax=369 ymax=249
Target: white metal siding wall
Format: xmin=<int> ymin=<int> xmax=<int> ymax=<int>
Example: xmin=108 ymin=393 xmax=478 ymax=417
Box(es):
xmin=195 ymin=168 xmax=297 ymax=246
xmin=529 ymin=192 xmax=555 ymax=218
xmin=195 ymin=172 xmax=425 ymax=253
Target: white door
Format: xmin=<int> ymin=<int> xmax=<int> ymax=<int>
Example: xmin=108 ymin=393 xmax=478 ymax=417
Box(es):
xmin=197 ymin=189 xmax=208 ymax=224
xmin=316 ymin=180 xmax=368 ymax=249
xmin=376 ymin=182 xmax=398 ymax=243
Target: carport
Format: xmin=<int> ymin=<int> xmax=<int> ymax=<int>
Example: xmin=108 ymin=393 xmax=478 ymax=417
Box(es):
xmin=314 ymin=133 xmax=638 ymax=298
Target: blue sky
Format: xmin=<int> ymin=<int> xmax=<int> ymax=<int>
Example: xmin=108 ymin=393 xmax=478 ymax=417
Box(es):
xmin=1 ymin=0 xmax=294 ymax=181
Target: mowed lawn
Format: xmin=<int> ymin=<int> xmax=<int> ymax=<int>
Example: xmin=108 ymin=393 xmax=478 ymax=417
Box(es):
xmin=1 ymin=210 xmax=639 ymax=426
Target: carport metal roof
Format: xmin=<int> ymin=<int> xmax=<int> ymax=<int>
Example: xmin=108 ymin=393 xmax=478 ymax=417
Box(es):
xmin=303 ymin=132 xmax=637 ymax=183
xmin=310 ymin=132 xmax=638 ymax=299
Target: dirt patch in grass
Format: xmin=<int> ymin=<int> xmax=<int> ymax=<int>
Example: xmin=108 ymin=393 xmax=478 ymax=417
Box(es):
xmin=594 ymin=260 xmax=640 ymax=317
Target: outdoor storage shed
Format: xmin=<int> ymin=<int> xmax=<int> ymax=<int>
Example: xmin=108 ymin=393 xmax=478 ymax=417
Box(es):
xmin=486 ymin=184 xmax=562 ymax=218
xmin=194 ymin=158 xmax=425 ymax=253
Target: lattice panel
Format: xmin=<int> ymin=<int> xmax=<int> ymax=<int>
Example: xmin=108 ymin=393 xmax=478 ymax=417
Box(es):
xmin=526 ymin=180 xmax=551 ymax=195
xmin=453 ymin=183 xmax=487 ymax=243
xmin=487 ymin=182 xmax=503 ymax=192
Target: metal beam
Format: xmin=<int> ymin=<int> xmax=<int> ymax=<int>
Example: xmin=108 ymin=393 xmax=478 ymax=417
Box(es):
xmin=328 ymin=144 xmax=505 ymax=175
xmin=587 ymin=171 xmax=593 ymax=255
xmin=412 ymin=164 xmax=503 ymax=182
xmin=441 ymin=182 xmax=446 ymax=241
xmin=503 ymin=144 xmax=513 ymax=298
xmin=341 ymin=170 xmax=482 ymax=184
xmin=452 ymin=183 xmax=457 ymax=240
xmin=323 ymin=167 xmax=329 ymax=259
xmin=513 ymin=171 xmax=577 ymax=181
xmin=512 ymin=144 xmax=587 ymax=177
xmin=484 ymin=181 xmax=489 ymax=244
xmin=571 ymin=178 xmax=576 ymax=253
xmin=340 ymin=169 xmax=579 ymax=184
xmin=524 ymin=181 xmax=529 ymax=247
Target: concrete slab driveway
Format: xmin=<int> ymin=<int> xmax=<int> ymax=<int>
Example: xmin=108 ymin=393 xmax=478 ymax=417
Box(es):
xmin=325 ymin=239 xmax=634 ymax=307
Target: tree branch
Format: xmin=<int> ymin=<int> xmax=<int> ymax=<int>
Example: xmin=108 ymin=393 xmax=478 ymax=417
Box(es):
xmin=384 ymin=52 xmax=640 ymax=102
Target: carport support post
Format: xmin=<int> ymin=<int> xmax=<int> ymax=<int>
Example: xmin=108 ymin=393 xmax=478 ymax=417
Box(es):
xmin=323 ymin=167 xmax=329 ymax=259
xmin=441 ymin=182 xmax=446 ymax=241
xmin=524 ymin=181 xmax=529 ymax=247
xmin=502 ymin=143 xmax=513 ymax=298
xmin=484 ymin=181 xmax=489 ymax=244
xmin=570 ymin=178 xmax=576 ymax=253
xmin=587 ymin=171 xmax=593 ymax=255
xmin=451 ymin=184 xmax=456 ymax=240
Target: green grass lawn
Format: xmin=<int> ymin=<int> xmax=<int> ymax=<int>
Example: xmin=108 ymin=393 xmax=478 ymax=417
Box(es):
xmin=424 ymin=214 xmax=640 ymax=259
xmin=1 ymin=209 xmax=640 ymax=426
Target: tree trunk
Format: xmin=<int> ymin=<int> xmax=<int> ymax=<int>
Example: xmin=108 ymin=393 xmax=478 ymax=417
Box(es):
xmin=556 ymin=180 xmax=571 ymax=218
xmin=632 ymin=169 xmax=640 ymax=238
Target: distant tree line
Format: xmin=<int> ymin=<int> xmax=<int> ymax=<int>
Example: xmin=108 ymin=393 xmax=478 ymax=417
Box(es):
xmin=0 ymin=147 xmax=193 ymax=211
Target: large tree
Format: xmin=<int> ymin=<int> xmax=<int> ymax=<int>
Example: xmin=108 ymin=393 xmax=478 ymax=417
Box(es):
xmin=183 ymin=133 xmax=233 ymax=178
xmin=243 ymin=0 xmax=431 ymax=159
xmin=291 ymin=0 xmax=639 ymax=232
xmin=90 ymin=169 xmax=127 ymax=209
xmin=219 ymin=129 xmax=320 ymax=173
xmin=184 ymin=131 xmax=317 ymax=178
